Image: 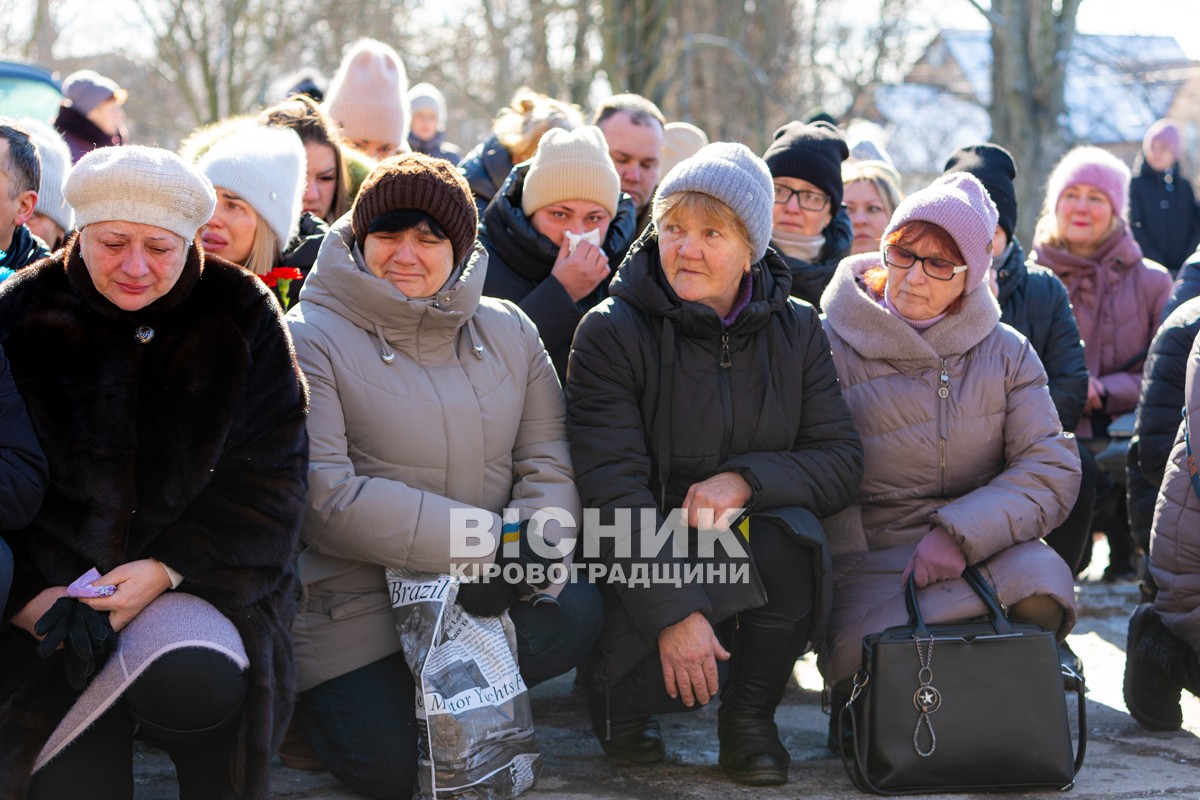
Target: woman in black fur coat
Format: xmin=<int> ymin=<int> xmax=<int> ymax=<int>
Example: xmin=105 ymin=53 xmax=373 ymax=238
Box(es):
xmin=0 ymin=146 xmax=308 ymax=800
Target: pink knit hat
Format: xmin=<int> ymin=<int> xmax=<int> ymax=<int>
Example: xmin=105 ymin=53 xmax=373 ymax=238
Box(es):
xmin=1044 ymin=145 xmax=1130 ymax=219
xmin=882 ymin=172 xmax=999 ymax=294
xmin=1143 ymin=118 xmax=1182 ymax=159
xmin=324 ymin=39 xmax=409 ymax=145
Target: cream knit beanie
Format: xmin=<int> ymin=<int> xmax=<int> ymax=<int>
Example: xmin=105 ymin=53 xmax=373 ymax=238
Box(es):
xmin=520 ymin=126 xmax=620 ymax=217
xmin=197 ymin=126 xmax=306 ymax=247
xmin=65 ymin=145 xmax=216 ymax=242
xmin=324 ymin=39 xmax=409 ymax=145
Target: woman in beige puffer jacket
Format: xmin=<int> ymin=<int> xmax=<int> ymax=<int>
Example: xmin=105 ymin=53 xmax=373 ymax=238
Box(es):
xmin=818 ymin=173 xmax=1081 ymax=690
xmin=285 ymin=154 xmax=599 ymax=799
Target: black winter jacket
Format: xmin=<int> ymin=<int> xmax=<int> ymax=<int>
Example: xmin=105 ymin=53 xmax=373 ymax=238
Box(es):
xmin=459 ymin=133 xmax=516 ymax=217
xmin=995 ymin=240 xmax=1089 ymax=432
xmin=773 ymin=205 xmax=852 ymax=311
xmin=1162 ymin=248 xmax=1200 ymax=321
xmin=1127 ymin=297 xmax=1200 ymax=550
xmin=408 ymin=132 xmax=462 ymax=166
xmin=0 ymin=225 xmax=50 ymax=273
xmin=0 ymin=344 xmax=47 ymax=534
xmin=273 ymin=212 xmax=329 ymax=310
xmin=1130 ymin=157 xmax=1200 ymax=275
xmin=480 ymin=162 xmax=637 ymax=380
xmin=565 ymin=237 xmax=863 ymax=681
xmin=0 ymin=243 xmax=309 ymax=799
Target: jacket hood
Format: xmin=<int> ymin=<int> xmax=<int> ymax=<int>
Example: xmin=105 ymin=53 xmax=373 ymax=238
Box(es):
xmin=296 ymin=215 xmax=489 ymax=362
xmin=995 ymin=237 xmax=1027 ymax=305
xmin=608 ymin=233 xmax=793 ymax=338
xmin=480 ymin=161 xmax=639 ymax=280
xmin=821 ymin=252 xmax=1001 ymax=362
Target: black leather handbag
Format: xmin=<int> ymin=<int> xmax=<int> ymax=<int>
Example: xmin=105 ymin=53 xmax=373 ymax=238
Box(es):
xmin=839 ymin=567 xmax=1086 ymax=794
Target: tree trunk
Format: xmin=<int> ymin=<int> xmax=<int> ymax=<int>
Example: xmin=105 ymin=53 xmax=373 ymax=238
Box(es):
xmin=983 ymin=0 xmax=1082 ymax=247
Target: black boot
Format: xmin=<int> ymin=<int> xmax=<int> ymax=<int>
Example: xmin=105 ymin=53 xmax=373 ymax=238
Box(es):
xmin=582 ymin=660 xmax=665 ymax=764
xmin=1123 ymin=603 xmax=1200 ymax=731
xmin=717 ymin=610 xmax=807 ymax=786
xmin=826 ymin=680 xmax=853 ymax=756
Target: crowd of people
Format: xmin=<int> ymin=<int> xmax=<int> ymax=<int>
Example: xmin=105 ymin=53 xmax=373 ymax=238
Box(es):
xmin=0 ymin=37 xmax=1199 ymax=800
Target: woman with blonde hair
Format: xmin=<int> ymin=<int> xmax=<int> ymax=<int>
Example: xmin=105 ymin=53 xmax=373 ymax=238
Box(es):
xmin=841 ymin=159 xmax=902 ymax=255
xmin=197 ymin=125 xmax=321 ymax=309
xmin=459 ymin=87 xmax=585 ymax=215
xmin=1029 ymin=145 xmax=1174 ymax=581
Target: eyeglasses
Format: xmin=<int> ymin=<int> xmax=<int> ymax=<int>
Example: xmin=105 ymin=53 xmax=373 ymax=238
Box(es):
xmin=883 ymin=244 xmax=968 ymax=282
xmin=773 ymin=184 xmax=830 ymax=211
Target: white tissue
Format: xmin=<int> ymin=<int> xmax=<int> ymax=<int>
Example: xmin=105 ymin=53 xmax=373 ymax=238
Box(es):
xmin=565 ymin=228 xmax=601 ymax=254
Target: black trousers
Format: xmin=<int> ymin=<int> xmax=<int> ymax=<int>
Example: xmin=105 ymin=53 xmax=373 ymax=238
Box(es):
xmin=1044 ymin=440 xmax=1097 ymax=575
xmin=600 ymin=522 xmax=817 ymax=717
xmin=28 ymin=646 xmax=247 ymax=800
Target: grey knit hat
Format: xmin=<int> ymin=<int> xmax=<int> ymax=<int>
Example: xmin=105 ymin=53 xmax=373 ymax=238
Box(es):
xmin=66 ymin=145 xmax=216 ymax=242
xmin=883 ymin=171 xmax=999 ymax=294
xmin=20 ymin=118 xmax=74 ymax=233
xmin=197 ymin=125 xmax=306 ymax=247
xmin=653 ymin=142 xmax=775 ymax=261
xmin=407 ymin=82 xmax=447 ymax=130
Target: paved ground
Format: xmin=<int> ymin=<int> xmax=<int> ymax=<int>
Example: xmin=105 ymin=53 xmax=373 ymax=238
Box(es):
xmin=131 ymin=568 xmax=1200 ymax=799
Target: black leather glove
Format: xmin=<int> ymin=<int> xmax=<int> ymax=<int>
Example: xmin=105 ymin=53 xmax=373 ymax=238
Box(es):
xmin=35 ymin=597 xmax=119 ymax=690
xmin=456 ymin=520 xmax=565 ymax=616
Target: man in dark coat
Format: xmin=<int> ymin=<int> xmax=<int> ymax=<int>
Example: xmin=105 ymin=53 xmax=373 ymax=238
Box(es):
xmin=594 ymin=94 xmax=665 ymax=242
xmin=0 ymin=122 xmax=51 ymax=274
xmin=0 ymin=146 xmax=307 ymax=799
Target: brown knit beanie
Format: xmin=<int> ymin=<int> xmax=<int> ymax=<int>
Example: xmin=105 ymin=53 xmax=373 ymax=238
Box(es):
xmin=351 ymin=153 xmax=478 ymax=265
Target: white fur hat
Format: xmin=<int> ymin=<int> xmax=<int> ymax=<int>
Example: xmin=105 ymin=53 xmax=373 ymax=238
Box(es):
xmin=197 ymin=125 xmax=306 ymax=247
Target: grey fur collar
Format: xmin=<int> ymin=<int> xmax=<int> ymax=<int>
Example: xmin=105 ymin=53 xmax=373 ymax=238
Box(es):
xmin=821 ymin=253 xmax=1001 ymax=361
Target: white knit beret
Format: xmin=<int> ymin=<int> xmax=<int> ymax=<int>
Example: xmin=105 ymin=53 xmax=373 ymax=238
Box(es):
xmin=197 ymin=125 xmax=306 ymax=247
xmin=20 ymin=118 xmax=75 ymax=233
xmin=65 ymin=145 xmax=216 ymax=242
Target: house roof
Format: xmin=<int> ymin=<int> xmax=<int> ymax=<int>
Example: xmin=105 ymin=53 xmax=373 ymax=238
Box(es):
xmin=870 ymin=29 xmax=1198 ymax=175
xmin=918 ymin=29 xmax=1195 ymax=145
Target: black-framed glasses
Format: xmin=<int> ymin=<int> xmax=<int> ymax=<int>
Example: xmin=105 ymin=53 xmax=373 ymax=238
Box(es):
xmin=773 ymin=184 xmax=830 ymax=211
xmin=883 ymin=244 xmax=968 ymax=282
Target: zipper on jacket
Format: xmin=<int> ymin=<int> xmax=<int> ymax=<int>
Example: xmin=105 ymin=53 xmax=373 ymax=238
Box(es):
xmin=938 ymin=358 xmax=950 ymax=496
xmin=719 ymin=332 xmax=733 ymax=465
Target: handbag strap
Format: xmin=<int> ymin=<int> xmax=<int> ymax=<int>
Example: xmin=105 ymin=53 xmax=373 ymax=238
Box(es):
xmin=904 ymin=566 xmax=1012 ymax=637
xmin=838 ymin=669 xmax=1088 ymax=795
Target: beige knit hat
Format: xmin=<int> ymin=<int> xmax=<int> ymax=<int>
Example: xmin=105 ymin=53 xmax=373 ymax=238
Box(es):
xmin=661 ymin=121 xmax=709 ymax=177
xmin=324 ymin=38 xmax=409 ymax=145
xmin=521 ymin=126 xmax=620 ymax=217
xmin=65 ymin=145 xmax=216 ymax=241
